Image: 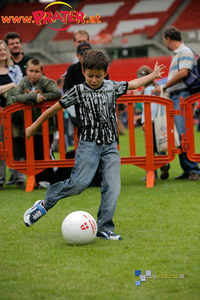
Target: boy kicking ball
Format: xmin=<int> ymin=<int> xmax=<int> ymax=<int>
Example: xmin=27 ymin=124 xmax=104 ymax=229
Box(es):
xmin=24 ymin=50 xmax=165 ymax=240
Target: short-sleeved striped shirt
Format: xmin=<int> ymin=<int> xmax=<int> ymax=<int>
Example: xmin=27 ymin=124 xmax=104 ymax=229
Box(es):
xmin=167 ymin=43 xmax=195 ymax=94
xmin=59 ymin=79 xmax=128 ymax=144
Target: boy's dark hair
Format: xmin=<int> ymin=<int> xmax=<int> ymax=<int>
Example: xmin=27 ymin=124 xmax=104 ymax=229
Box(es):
xmin=4 ymin=32 xmax=22 ymax=44
xmin=82 ymin=50 xmax=109 ymax=73
xmin=163 ymin=25 xmax=182 ymax=41
xmin=27 ymin=58 xmax=43 ymax=72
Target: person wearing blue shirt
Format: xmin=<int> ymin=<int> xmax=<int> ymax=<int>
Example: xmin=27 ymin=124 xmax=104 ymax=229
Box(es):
xmin=152 ymin=26 xmax=200 ymax=181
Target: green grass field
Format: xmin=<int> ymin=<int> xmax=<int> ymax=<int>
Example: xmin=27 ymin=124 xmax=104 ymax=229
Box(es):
xmin=0 ymin=126 xmax=200 ymax=300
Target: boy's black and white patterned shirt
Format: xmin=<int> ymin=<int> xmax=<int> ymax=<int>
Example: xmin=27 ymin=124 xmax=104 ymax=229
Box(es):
xmin=59 ymin=79 xmax=128 ymax=144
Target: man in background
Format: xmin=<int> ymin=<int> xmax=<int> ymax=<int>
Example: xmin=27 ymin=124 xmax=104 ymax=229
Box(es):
xmin=152 ymin=25 xmax=200 ymax=181
xmin=4 ymin=32 xmax=33 ymax=187
xmin=61 ymin=29 xmax=90 ymax=78
xmin=73 ymin=29 xmax=89 ymax=64
xmin=4 ymin=32 xmax=33 ymax=76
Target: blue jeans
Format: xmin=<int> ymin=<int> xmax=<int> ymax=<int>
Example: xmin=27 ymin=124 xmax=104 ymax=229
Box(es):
xmin=171 ymin=91 xmax=200 ymax=175
xmin=44 ymin=140 xmax=121 ymax=231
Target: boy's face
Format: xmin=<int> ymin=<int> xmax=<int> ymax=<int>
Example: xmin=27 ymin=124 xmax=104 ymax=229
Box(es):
xmin=26 ymin=64 xmax=42 ymax=83
xmin=82 ymin=68 xmax=107 ymax=89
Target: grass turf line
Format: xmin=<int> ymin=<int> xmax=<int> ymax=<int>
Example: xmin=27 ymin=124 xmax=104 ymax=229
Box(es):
xmin=0 ymin=127 xmax=200 ymax=300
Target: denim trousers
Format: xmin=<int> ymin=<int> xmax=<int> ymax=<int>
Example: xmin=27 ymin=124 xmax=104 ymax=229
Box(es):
xmin=171 ymin=91 xmax=200 ymax=175
xmin=44 ymin=140 xmax=121 ymax=232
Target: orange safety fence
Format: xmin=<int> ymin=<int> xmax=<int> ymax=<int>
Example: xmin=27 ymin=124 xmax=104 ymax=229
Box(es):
xmin=0 ymin=94 xmax=197 ymax=192
xmin=118 ymin=94 xmax=181 ymax=187
xmin=180 ymin=93 xmax=200 ymax=162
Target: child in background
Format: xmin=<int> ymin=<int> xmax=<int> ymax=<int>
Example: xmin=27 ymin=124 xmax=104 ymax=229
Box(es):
xmin=136 ymin=65 xmax=170 ymax=182
xmin=15 ymin=58 xmax=62 ymax=187
xmin=23 ymin=50 xmax=165 ymax=240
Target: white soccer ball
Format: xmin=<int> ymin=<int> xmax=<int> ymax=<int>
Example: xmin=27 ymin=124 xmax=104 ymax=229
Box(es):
xmin=61 ymin=211 xmax=97 ymax=245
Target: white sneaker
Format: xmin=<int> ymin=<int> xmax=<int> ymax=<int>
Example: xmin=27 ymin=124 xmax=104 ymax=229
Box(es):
xmin=38 ymin=181 xmax=50 ymax=188
xmin=23 ymin=200 xmax=47 ymax=227
xmin=96 ymin=231 xmax=122 ymax=240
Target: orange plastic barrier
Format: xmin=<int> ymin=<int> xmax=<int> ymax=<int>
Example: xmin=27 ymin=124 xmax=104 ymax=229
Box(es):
xmin=0 ymin=100 xmax=77 ymax=192
xmin=118 ymin=94 xmax=181 ymax=187
xmin=180 ymin=93 xmax=200 ymax=162
xmin=0 ymin=94 xmax=190 ymax=192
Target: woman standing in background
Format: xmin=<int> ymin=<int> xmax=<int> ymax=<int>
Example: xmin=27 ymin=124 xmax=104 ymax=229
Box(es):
xmin=0 ymin=40 xmax=24 ymax=190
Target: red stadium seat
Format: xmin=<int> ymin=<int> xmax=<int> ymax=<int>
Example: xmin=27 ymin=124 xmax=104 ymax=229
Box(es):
xmin=43 ymin=63 xmax=72 ymax=81
xmin=53 ymin=0 xmax=182 ymax=41
xmin=108 ymin=56 xmax=171 ymax=82
xmin=43 ymin=56 xmax=171 ymax=82
xmin=173 ymin=0 xmax=200 ymax=31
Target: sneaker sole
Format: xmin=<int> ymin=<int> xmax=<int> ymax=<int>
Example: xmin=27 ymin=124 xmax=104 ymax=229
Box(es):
xmin=5 ymin=181 xmax=16 ymax=186
xmin=96 ymin=231 xmax=122 ymax=240
xmin=23 ymin=200 xmax=45 ymax=227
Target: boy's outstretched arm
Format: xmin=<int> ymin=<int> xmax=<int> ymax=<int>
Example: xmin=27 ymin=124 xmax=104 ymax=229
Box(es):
xmin=26 ymin=102 xmax=62 ymax=140
xmin=127 ymin=62 xmax=165 ymax=90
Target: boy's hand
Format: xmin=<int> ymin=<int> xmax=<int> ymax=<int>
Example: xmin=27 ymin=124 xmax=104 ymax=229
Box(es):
xmin=38 ymin=94 xmax=46 ymax=103
xmin=153 ymin=61 xmax=165 ymax=79
xmin=26 ymin=125 xmax=36 ymax=140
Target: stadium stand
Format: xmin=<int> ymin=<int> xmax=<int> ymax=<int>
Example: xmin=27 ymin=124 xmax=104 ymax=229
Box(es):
xmin=107 ymin=55 xmax=171 ymax=81
xmin=1 ymin=0 xmax=198 ymax=82
xmin=172 ymin=0 xmax=200 ymax=31
xmin=43 ymin=55 xmax=171 ymax=83
xmin=54 ymin=0 xmax=183 ymax=41
xmin=43 ymin=62 xmax=72 ymax=81
xmin=0 ymin=2 xmax=60 ymax=43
